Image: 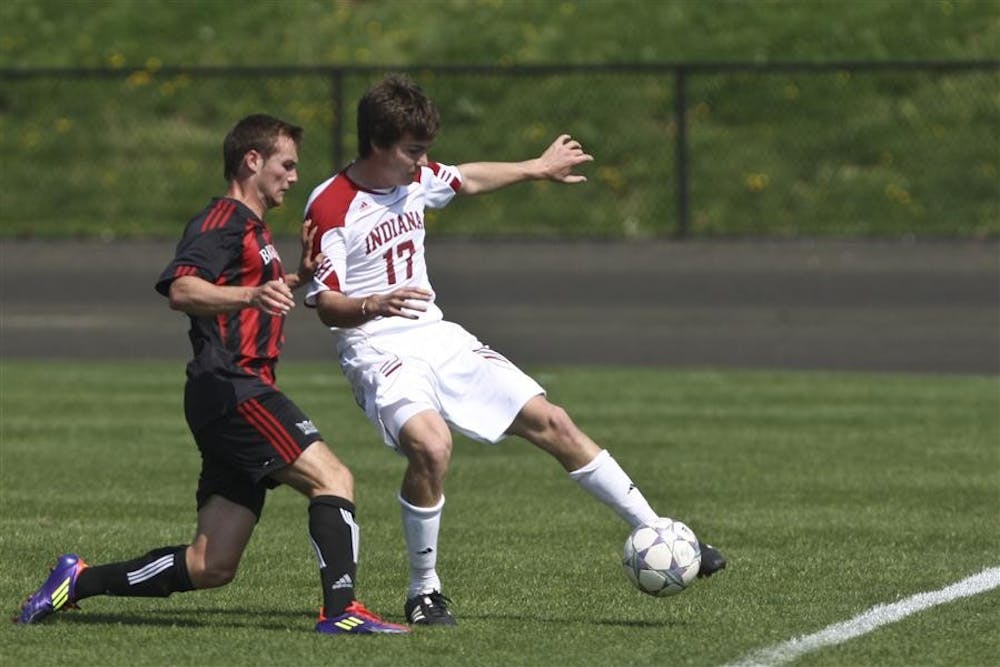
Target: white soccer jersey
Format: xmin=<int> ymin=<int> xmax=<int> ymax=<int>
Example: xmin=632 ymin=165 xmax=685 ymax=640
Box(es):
xmin=303 ymin=161 xmax=545 ymax=448
xmin=303 ymin=162 xmax=462 ymax=344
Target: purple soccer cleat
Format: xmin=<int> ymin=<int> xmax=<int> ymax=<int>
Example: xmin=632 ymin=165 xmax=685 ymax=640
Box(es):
xmin=16 ymin=553 xmax=88 ymax=624
xmin=315 ymin=600 xmax=411 ymax=635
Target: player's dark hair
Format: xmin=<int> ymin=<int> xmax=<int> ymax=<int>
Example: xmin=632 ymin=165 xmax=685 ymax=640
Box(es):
xmin=357 ymin=73 xmax=439 ymax=158
xmin=223 ymin=114 xmax=303 ymax=181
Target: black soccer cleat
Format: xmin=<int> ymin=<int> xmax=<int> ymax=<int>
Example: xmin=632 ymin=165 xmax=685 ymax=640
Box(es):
xmin=697 ymin=541 xmax=727 ymax=578
xmin=404 ymin=591 xmax=457 ymax=626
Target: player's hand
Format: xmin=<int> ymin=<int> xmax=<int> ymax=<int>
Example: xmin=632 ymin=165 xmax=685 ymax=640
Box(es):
xmin=251 ymin=279 xmax=295 ymax=316
xmin=296 ymin=218 xmax=324 ymax=284
xmin=538 ymin=134 xmax=593 ymax=184
xmin=367 ymin=287 xmax=433 ymax=320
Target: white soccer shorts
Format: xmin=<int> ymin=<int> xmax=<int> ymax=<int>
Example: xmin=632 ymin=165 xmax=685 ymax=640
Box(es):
xmin=338 ymin=320 xmax=545 ymax=450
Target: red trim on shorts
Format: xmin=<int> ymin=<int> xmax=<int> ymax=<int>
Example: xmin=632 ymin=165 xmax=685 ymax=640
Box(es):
xmin=237 ymin=398 xmax=301 ymax=463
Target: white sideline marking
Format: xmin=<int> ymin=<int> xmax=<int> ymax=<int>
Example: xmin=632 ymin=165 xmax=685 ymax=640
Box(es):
xmin=724 ymin=567 xmax=1000 ymax=667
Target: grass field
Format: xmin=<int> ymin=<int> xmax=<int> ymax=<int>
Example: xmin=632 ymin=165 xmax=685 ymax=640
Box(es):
xmin=2 ymin=361 xmax=997 ymax=666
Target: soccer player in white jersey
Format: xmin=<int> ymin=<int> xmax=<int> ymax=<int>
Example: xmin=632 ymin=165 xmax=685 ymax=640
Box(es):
xmin=304 ymin=73 xmax=726 ymax=626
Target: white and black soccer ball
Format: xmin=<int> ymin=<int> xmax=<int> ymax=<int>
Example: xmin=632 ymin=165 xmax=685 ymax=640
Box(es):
xmin=622 ymin=518 xmax=701 ymax=596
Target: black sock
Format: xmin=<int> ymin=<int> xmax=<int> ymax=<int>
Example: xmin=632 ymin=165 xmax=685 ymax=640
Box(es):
xmin=309 ymin=496 xmax=359 ymax=616
xmin=75 ymin=545 xmax=195 ymax=600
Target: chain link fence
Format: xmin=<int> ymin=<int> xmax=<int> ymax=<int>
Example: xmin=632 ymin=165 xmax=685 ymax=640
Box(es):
xmin=1 ymin=62 xmax=997 ymax=238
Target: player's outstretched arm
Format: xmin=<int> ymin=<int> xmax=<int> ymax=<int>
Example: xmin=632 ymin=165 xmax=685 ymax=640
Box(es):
xmin=457 ymin=134 xmax=593 ymax=195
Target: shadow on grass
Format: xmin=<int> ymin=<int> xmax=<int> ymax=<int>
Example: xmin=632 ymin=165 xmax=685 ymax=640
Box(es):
xmin=593 ymin=617 xmax=684 ymax=629
xmin=446 ymin=611 xmax=683 ymax=629
xmin=49 ymin=606 xmax=678 ymax=630
xmin=51 ymin=606 xmax=319 ymax=632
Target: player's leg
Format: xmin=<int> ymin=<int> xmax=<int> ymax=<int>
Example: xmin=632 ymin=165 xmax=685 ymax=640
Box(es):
xmin=271 ymin=440 xmax=360 ymax=616
xmin=263 ymin=399 xmax=407 ymax=634
xmin=398 ymin=409 xmax=453 ymax=506
xmin=508 ymin=395 xmax=726 ymax=577
xmin=350 ymin=336 xmax=458 ymax=627
xmin=16 ymin=540 xmax=204 ymax=625
xmin=14 ymin=506 xmax=244 ymax=625
xmin=395 ymin=410 xmax=457 ymax=626
xmin=507 ymin=395 xmax=660 ymax=527
xmin=184 ymin=494 xmax=257 ymax=588
xmin=75 ymin=495 xmax=255 ymax=596
xmin=15 ymin=469 xmax=255 ymax=625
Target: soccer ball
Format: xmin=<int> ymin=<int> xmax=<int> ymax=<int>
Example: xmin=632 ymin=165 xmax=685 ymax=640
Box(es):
xmin=622 ymin=518 xmax=701 ymax=596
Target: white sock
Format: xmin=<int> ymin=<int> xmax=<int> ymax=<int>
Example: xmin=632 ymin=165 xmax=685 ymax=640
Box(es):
xmin=569 ymin=449 xmax=659 ymax=528
xmin=399 ymin=493 xmax=444 ymax=598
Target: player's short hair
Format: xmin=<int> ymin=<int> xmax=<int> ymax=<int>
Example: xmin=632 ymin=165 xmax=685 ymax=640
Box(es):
xmin=223 ymin=114 xmax=303 ymax=181
xmin=357 ymin=73 xmax=440 ymax=158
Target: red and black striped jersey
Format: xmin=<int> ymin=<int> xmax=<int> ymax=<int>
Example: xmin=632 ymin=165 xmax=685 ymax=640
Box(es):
xmin=156 ymin=197 xmax=288 ymax=429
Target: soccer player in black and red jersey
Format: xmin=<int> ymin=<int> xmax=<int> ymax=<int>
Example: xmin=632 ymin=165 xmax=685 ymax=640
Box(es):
xmin=16 ymin=114 xmax=408 ymax=635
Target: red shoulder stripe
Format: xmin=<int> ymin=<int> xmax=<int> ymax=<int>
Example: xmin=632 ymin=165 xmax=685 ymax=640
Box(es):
xmin=428 ymin=162 xmax=461 ymax=191
xmin=201 ymin=200 xmax=237 ymax=233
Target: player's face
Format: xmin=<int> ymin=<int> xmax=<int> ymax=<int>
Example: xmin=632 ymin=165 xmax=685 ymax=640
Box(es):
xmin=257 ymin=135 xmax=299 ymax=209
xmin=378 ymin=134 xmax=432 ymax=186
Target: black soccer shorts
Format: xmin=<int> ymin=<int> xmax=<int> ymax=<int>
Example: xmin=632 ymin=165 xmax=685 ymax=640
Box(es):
xmin=192 ymin=391 xmax=323 ymax=519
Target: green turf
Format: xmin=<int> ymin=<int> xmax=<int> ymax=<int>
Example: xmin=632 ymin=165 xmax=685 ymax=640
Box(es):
xmin=1 ymin=361 xmax=997 ymax=666
xmin=1 ymin=0 xmax=997 ymax=239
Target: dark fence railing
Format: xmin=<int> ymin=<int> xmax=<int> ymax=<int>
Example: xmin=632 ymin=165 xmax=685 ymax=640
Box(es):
xmin=2 ymin=61 xmax=997 ymax=238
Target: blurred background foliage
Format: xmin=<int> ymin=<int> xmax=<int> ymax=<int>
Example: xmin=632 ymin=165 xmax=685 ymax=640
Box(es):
xmin=1 ymin=0 xmax=997 ymax=239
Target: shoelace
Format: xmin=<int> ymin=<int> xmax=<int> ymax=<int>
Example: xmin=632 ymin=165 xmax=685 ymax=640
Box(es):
xmin=422 ymin=592 xmax=454 ymax=617
xmin=344 ymin=600 xmax=384 ymax=621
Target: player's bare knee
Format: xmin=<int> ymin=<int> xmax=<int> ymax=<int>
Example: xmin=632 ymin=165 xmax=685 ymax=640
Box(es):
xmin=537 ymin=404 xmax=577 ymax=443
xmin=316 ymin=461 xmax=354 ymax=498
xmin=402 ymin=434 xmax=452 ymax=473
xmin=417 ymin=439 xmax=453 ymax=471
xmin=199 ymin=565 xmax=238 ymax=589
xmin=325 ymin=451 xmax=353 ymax=482
xmin=282 ymin=441 xmax=355 ymax=498
xmin=188 ymin=559 xmax=238 ymax=589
